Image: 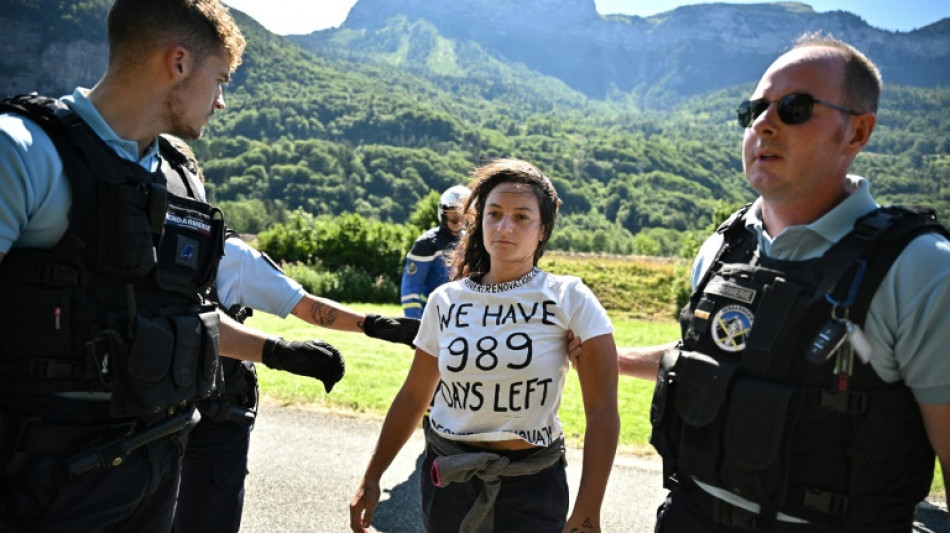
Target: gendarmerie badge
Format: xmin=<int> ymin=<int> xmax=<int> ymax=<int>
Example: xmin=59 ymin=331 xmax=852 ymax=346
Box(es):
xmin=711 ymin=305 xmax=754 ymax=352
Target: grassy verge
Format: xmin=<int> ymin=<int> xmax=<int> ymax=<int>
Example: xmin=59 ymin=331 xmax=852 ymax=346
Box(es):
xmin=245 ymin=303 xmax=945 ymax=499
xmin=246 ymin=303 xmax=676 ymax=455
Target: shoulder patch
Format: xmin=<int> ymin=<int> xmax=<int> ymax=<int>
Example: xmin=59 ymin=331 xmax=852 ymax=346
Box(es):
xmin=407 ymin=261 xmax=418 ymax=275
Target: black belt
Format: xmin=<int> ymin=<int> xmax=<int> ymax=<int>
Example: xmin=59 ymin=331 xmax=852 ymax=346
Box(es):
xmin=0 ymin=404 xmax=188 ymax=455
xmin=0 ymin=413 xmax=134 ymax=455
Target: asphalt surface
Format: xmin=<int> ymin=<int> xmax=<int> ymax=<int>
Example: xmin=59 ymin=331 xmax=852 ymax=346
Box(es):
xmin=240 ymin=400 xmax=948 ymax=533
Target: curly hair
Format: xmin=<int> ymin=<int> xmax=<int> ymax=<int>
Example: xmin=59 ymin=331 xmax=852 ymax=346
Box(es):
xmin=451 ymin=158 xmax=561 ymax=280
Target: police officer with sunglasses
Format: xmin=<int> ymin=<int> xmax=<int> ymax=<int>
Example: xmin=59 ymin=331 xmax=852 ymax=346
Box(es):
xmin=612 ymin=32 xmax=950 ymax=532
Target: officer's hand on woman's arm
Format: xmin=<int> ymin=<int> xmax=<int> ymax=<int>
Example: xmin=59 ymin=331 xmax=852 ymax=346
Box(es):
xmin=362 ymin=314 xmax=419 ymax=347
xmin=290 ymin=294 xmax=419 ymax=348
xmin=568 ymin=330 xmax=676 ymax=380
xmin=567 ymin=330 xmax=582 ymax=367
xmin=618 ymin=342 xmax=677 ymax=380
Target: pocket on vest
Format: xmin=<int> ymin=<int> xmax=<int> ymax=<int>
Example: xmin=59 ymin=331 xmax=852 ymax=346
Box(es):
xmin=109 ymin=310 xmax=220 ymax=418
xmin=721 ymin=378 xmax=800 ymax=500
xmin=672 ymin=351 xmax=738 ymax=483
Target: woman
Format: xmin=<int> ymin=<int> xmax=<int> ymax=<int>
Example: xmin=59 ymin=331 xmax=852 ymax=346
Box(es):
xmin=349 ymin=158 xmax=619 ymax=533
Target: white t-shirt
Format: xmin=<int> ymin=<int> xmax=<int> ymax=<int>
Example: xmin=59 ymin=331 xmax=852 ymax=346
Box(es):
xmin=414 ymin=268 xmax=613 ymax=447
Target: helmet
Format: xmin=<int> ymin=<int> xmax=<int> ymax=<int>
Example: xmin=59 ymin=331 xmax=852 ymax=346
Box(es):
xmin=437 ymin=185 xmax=470 ymax=224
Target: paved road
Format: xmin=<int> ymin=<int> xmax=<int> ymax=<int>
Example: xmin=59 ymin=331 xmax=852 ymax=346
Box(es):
xmin=240 ymin=400 xmax=948 ymax=533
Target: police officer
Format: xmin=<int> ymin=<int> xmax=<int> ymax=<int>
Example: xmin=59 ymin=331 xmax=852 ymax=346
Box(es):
xmin=400 ymin=185 xmax=470 ymax=318
xmin=174 ymin=231 xmax=418 ymax=533
xmin=614 ymin=33 xmax=950 ymax=532
xmin=0 ymin=1 xmax=246 ymax=531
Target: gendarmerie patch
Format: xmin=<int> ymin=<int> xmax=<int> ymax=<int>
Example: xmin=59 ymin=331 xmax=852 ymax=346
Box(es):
xmin=711 ymin=304 xmax=754 ymax=352
xmin=705 ymin=279 xmax=756 ymax=305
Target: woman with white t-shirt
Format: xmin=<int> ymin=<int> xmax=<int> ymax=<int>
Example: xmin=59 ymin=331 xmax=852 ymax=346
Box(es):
xmin=349 ymin=158 xmax=620 ymax=533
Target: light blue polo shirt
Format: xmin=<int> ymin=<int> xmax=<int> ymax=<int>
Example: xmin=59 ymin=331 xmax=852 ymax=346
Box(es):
xmin=216 ymin=237 xmax=306 ymax=316
xmin=692 ymin=176 xmax=950 ymax=404
xmin=0 ymin=87 xmax=161 ymax=253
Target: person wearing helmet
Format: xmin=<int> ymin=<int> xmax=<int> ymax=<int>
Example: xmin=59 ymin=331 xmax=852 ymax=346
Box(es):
xmin=400 ymin=185 xmax=470 ymax=319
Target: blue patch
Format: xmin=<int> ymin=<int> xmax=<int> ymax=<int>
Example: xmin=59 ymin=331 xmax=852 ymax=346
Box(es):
xmin=176 ymin=236 xmax=199 ymax=269
xmin=180 ymin=244 xmax=196 ymax=259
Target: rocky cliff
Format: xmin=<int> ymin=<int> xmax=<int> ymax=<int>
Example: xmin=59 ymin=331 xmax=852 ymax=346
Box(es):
xmin=0 ymin=2 xmax=109 ymax=98
xmin=331 ymin=0 xmax=950 ymax=98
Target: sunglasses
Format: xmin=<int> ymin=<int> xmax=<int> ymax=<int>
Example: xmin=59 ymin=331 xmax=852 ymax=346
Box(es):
xmin=737 ymin=93 xmax=862 ymax=128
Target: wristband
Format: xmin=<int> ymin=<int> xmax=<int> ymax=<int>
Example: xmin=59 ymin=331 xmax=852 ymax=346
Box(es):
xmin=262 ymin=336 xmax=281 ymax=365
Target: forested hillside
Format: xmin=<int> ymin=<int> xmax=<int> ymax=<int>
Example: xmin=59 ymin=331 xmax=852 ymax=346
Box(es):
xmin=2 ymin=0 xmax=949 ymax=258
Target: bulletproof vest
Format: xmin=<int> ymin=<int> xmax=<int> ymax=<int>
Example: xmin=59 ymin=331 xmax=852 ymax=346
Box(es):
xmin=0 ymin=94 xmax=226 ymax=418
xmin=649 ymin=204 xmax=947 ymax=531
xmin=199 ymin=248 xmax=260 ymax=426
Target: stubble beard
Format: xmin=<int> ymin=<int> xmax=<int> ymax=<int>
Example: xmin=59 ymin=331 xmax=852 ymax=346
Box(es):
xmin=164 ymin=79 xmax=205 ymax=141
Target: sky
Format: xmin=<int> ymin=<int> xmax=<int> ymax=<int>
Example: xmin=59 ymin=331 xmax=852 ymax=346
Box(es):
xmin=223 ymin=0 xmax=950 ymax=36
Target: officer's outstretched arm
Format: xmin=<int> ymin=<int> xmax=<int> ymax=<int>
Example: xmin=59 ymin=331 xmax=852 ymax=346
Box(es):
xmin=618 ymin=341 xmax=677 ymax=380
xmin=216 ymin=236 xmax=418 ymax=348
xmin=567 ymin=331 xmax=673 ymax=380
xmin=219 ymin=311 xmax=266 ymax=362
xmin=289 ymin=294 xmax=419 ymax=347
xmin=291 ymin=293 xmax=366 ymax=333
xmin=219 ymin=310 xmax=344 ymax=393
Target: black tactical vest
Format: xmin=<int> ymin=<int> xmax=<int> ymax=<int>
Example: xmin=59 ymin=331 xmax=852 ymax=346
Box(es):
xmin=650 ymin=204 xmax=947 ymax=531
xmin=0 ymin=95 xmax=225 ymax=418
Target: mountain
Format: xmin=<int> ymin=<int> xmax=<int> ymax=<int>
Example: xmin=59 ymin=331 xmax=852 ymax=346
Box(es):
xmin=292 ymin=0 xmax=950 ymax=103
xmin=1 ymin=1 xmax=948 ymax=258
xmin=0 ymin=0 xmax=110 ymax=98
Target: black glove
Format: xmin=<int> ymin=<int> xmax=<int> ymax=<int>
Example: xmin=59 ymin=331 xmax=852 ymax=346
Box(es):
xmin=261 ymin=338 xmax=344 ymax=393
xmin=363 ymin=314 xmax=419 ymax=347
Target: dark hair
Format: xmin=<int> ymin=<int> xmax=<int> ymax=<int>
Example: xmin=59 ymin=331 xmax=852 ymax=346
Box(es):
xmin=107 ymin=0 xmax=245 ymax=71
xmin=792 ymin=32 xmax=882 ymax=113
xmin=451 ymin=158 xmax=561 ymax=280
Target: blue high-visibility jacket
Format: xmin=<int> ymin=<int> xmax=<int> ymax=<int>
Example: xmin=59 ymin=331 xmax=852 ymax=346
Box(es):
xmin=400 ymin=225 xmax=461 ymax=318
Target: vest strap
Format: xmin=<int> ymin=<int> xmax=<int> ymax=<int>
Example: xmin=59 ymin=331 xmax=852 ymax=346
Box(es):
xmin=813 ymin=388 xmax=868 ymax=414
xmin=792 ymin=486 xmax=849 ymax=516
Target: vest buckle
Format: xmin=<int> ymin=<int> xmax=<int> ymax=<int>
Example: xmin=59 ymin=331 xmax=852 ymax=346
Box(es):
xmin=29 ymin=359 xmax=80 ymax=379
xmin=818 ymin=388 xmax=867 ymax=414
xmin=801 ymin=487 xmax=849 ymax=515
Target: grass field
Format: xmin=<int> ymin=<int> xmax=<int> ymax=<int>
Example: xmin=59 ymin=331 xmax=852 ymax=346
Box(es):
xmin=247 ymin=303 xmax=677 ymax=455
xmin=245 ymin=302 xmax=945 ymax=498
